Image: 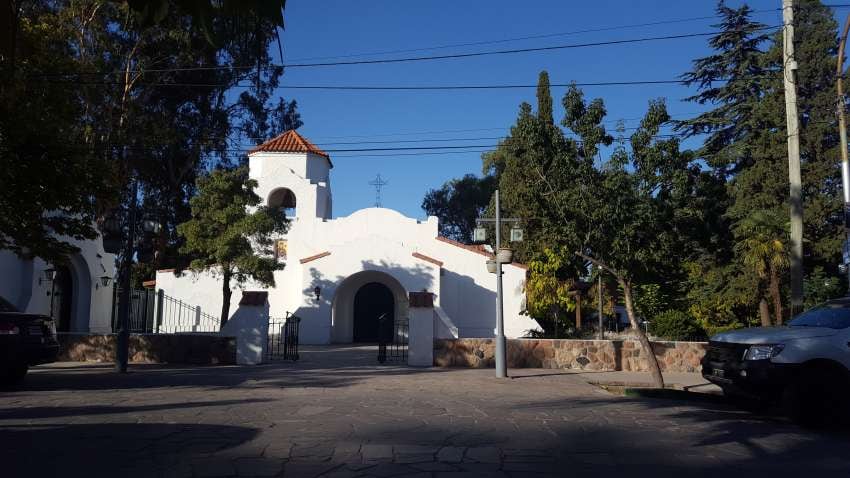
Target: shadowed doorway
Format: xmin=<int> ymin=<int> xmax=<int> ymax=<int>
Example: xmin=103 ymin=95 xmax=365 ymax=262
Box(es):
xmin=51 ymin=265 xmax=73 ymax=332
xmin=353 ymin=282 xmax=394 ymax=342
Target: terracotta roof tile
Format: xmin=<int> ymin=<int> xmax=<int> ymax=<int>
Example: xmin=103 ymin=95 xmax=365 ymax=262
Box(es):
xmin=249 ymin=130 xmax=332 ymax=163
xmin=435 ymin=236 xmax=527 ymax=270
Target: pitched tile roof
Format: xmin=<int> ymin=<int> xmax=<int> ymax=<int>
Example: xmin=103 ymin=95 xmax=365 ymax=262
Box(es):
xmin=249 ymin=130 xmax=331 ymax=161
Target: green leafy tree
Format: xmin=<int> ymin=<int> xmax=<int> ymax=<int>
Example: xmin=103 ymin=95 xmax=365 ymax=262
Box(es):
xmin=525 ymin=248 xmax=575 ymax=337
xmin=680 ymin=0 xmax=846 ymax=327
xmin=651 ymin=310 xmax=706 ymax=341
xmin=422 ymin=174 xmax=495 ymax=242
xmin=1 ymin=1 xmax=290 ymax=273
xmin=177 ymin=167 xmax=288 ymax=328
xmin=734 ymin=210 xmax=789 ymax=325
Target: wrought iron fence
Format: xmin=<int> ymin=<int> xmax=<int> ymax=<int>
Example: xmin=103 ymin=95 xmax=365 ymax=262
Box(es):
xmin=156 ymin=293 xmax=220 ymax=333
xmin=111 ymin=287 xmax=156 ymax=333
xmin=267 ymin=314 xmax=300 ymax=361
xmin=377 ymin=315 xmax=408 ymax=363
xmin=111 ymin=288 xmax=219 ymax=333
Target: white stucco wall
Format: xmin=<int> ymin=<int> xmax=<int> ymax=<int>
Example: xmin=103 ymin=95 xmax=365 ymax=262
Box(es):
xmin=0 ymin=234 xmax=116 ymax=333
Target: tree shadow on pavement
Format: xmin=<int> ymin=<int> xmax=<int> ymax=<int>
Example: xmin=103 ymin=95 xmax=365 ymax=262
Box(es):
xmin=0 ymin=422 xmax=261 ymax=478
xmin=0 ymin=398 xmax=273 ymax=421
xmin=14 ymin=345 xmax=455 ymax=393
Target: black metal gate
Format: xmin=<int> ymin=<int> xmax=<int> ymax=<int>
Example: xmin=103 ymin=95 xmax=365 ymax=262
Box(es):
xmin=267 ymin=314 xmax=301 ymax=361
xmin=377 ymin=315 xmax=408 ymax=363
xmin=111 ymin=287 xmax=156 ymax=333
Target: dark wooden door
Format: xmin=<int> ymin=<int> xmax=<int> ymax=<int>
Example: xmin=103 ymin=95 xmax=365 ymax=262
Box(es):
xmin=52 ymin=266 xmax=73 ymax=332
xmin=353 ymin=282 xmax=394 ymax=342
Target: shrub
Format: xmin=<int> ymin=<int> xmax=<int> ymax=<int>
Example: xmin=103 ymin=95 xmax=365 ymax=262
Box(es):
xmin=650 ymin=309 xmax=706 ymax=341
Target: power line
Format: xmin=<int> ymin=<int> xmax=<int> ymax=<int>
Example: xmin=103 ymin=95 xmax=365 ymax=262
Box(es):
xmin=43 ymin=77 xmax=765 ymax=91
xmin=36 ymin=25 xmax=782 ymax=77
xmin=285 ymin=4 xmax=850 ymax=63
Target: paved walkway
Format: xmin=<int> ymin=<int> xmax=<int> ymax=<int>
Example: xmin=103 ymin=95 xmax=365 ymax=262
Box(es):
xmin=2 ymin=345 xmax=848 ymax=477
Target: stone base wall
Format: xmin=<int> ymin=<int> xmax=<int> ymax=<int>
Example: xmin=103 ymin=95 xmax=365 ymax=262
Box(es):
xmin=58 ymin=333 xmax=237 ymax=365
xmin=434 ymin=338 xmax=707 ymax=373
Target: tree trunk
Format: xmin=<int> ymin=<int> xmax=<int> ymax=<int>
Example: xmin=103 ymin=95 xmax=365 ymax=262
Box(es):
xmin=575 ymin=294 xmax=582 ymax=330
xmin=769 ymin=265 xmax=783 ymax=326
xmin=759 ymin=296 xmax=772 ymax=327
xmin=220 ymin=270 xmax=232 ymax=330
xmin=622 ymin=281 xmax=666 ymax=388
xmin=574 ymin=251 xmax=664 ymax=388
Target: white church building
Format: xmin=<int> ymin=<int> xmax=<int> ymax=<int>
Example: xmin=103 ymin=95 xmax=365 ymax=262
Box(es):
xmin=156 ymin=130 xmax=536 ymax=344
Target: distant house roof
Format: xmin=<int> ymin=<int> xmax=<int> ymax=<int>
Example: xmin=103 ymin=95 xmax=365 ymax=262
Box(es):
xmin=249 ymin=130 xmax=333 ymax=167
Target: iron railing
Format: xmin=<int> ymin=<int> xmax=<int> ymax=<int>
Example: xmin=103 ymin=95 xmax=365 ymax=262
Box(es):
xmin=155 ymin=292 xmax=220 ymax=333
xmin=267 ymin=313 xmax=300 ymax=361
xmin=378 ymin=315 xmax=409 ymax=363
xmin=111 ymin=288 xmax=219 ymax=333
xmin=111 ymin=287 xmax=156 ymax=333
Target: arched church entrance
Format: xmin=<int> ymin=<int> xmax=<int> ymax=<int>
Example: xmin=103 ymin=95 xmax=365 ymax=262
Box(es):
xmin=330 ymin=270 xmax=408 ymax=343
xmin=52 ymin=265 xmax=73 ymax=332
xmin=353 ymin=282 xmax=394 ymax=343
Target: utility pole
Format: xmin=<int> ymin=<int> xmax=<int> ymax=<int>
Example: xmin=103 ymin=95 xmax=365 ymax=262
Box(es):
xmin=494 ymin=190 xmax=507 ymax=378
xmin=783 ymin=0 xmax=804 ymax=313
xmin=836 ymin=13 xmax=850 ymax=288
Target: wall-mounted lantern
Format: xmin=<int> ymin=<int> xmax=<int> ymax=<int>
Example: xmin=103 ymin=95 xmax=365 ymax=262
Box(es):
xmin=100 ymin=276 xmax=112 ymax=288
xmin=473 ymin=227 xmax=487 ymax=243
xmin=510 ymin=227 xmax=524 ymax=242
xmin=39 ymin=268 xmax=56 ymax=286
xmin=313 ymin=286 xmax=321 ymax=301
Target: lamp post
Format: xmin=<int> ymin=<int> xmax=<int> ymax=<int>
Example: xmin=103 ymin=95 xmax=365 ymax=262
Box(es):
xmin=100 ymin=177 xmax=161 ymax=373
xmin=474 ymin=189 xmax=523 ymax=379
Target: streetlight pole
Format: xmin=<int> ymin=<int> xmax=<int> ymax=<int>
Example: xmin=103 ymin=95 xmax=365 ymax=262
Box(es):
xmin=494 ymin=190 xmax=507 ymax=378
xmin=115 ymin=178 xmax=138 ymax=373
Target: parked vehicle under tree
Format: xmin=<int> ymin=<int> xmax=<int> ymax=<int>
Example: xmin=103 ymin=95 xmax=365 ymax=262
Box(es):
xmin=0 ymin=296 xmax=60 ymax=386
xmin=702 ymin=297 xmax=850 ymax=426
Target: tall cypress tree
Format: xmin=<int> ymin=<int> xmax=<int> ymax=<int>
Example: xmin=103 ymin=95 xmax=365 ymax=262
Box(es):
xmin=537 ymin=70 xmax=554 ymax=125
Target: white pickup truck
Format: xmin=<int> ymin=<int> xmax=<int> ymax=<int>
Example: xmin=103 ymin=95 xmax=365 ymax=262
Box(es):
xmin=701 ymin=297 xmax=850 ymax=425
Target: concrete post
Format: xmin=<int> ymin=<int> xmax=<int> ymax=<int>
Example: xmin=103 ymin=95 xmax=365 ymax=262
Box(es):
xmin=408 ymin=292 xmax=435 ymax=367
xmin=193 ymin=306 xmax=201 ymax=332
xmin=155 ymin=289 xmax=164 ymax=334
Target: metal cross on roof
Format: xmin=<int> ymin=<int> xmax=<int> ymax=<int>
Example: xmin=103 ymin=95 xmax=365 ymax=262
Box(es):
xmin=368 ymin=174 xmax=389 ymax=207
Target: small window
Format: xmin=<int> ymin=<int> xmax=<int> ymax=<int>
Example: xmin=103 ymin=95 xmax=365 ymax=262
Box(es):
xmin=268 ymin=188 xmax=296 ymax=217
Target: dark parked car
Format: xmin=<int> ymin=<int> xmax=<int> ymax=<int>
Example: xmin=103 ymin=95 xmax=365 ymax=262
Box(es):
xmin=0 ymin=296 xmax=60 ymax=386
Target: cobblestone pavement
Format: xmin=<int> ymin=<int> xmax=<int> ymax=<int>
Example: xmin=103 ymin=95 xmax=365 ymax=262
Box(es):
xmin=2 ymin=345 xmax=849 ymax=477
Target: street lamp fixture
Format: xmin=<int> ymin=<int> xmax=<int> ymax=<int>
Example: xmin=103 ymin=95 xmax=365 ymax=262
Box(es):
xmin=142 ymin=218 xmax=162 ymax=235
xmin=100 ymin=276 xmax=112 ymax=287
xmin=39 ymin=268 xmax=56 ymax=286
xmin=313 ymin=286 xmax=322 ymax=301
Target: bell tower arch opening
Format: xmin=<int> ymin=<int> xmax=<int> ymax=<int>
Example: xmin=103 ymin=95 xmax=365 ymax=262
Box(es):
xmin=268 ymin=187 xmax=297 ymax=218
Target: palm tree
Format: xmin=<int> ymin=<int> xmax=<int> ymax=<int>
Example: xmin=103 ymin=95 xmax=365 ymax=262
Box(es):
xmin=734 ymin=210 xmax=790 ymax=326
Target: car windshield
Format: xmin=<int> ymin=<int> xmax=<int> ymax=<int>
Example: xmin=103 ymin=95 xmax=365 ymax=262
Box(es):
xmin=0 ymin=296 xmax=18 ymax=312
xmin=788 ymin=305 xmax=850 ymax=329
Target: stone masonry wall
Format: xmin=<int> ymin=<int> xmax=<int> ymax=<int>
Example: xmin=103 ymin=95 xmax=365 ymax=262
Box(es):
xmin=434 ymin=338 xmax=707 ymax=373
xmin=58 ymin=333 xmax=237 ymax=365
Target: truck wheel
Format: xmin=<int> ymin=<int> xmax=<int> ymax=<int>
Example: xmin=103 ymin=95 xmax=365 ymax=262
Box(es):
xmin=0 ymin=363 xmax=28 ymax=389
xmin=783 ymin=366 xmax=843 ymax=428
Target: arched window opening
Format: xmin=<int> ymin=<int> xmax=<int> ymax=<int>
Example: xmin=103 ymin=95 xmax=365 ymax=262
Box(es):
xmin=268 ymin=188 xmax=297 ymax=218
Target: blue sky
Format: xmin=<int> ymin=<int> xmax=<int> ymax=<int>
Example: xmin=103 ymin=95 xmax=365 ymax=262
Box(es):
xmin=268 ymin=0 xmax=836 ymax=219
